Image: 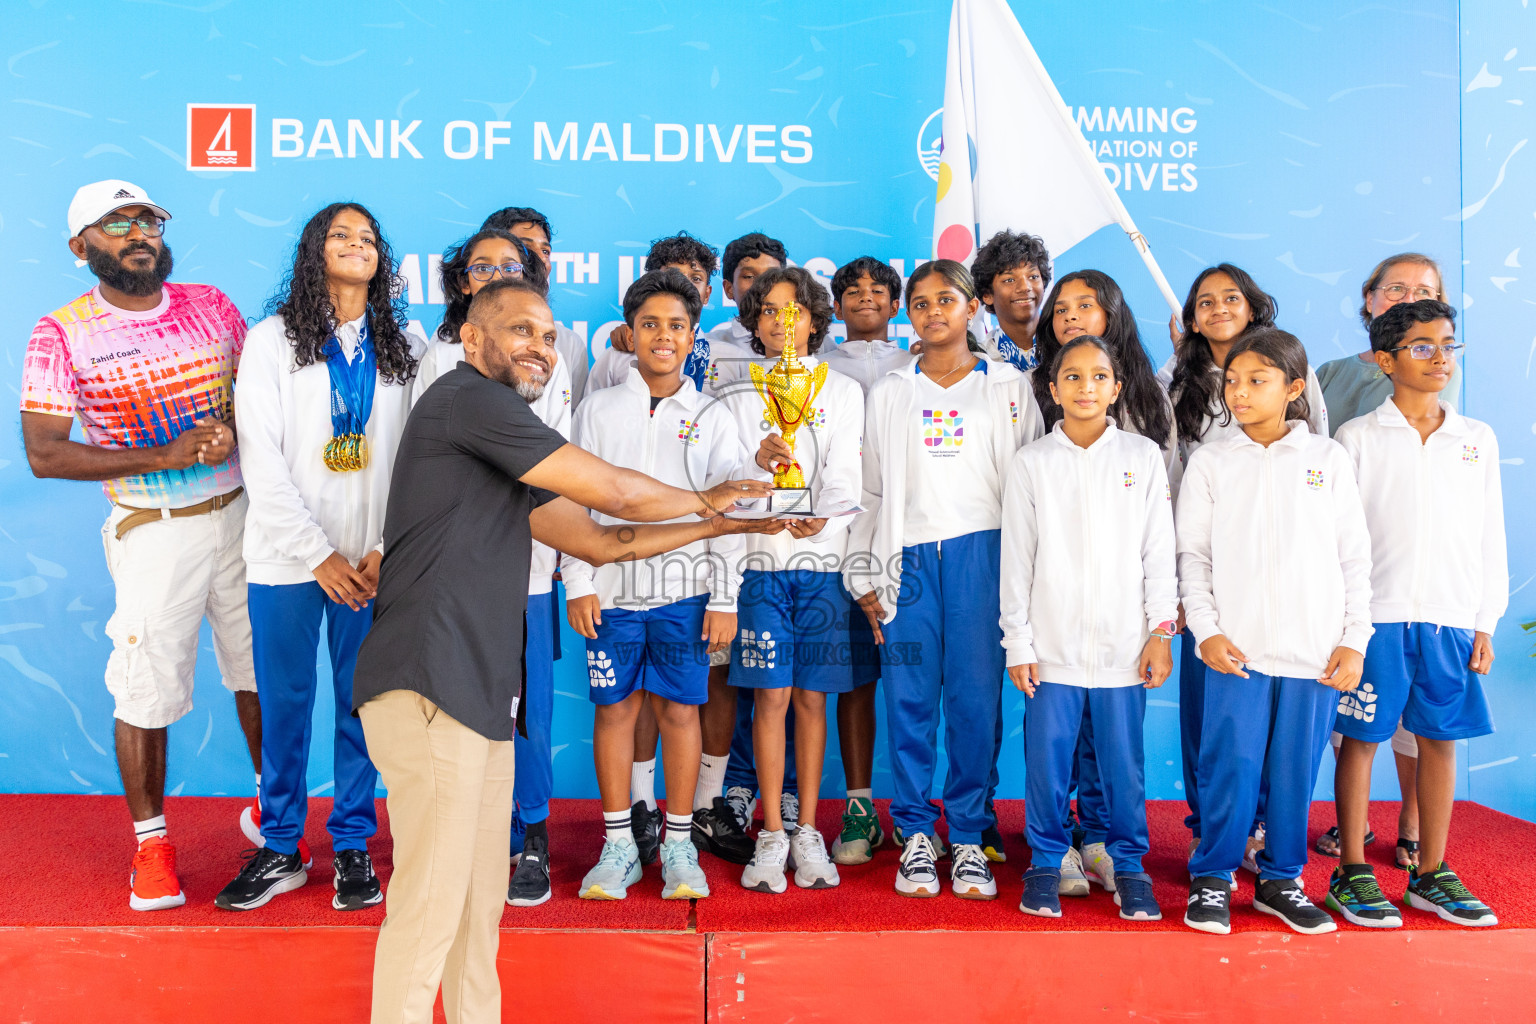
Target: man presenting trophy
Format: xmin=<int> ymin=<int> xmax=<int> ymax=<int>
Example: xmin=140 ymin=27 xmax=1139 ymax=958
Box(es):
xmin=717 ymin=267 xmax=869 ymax=893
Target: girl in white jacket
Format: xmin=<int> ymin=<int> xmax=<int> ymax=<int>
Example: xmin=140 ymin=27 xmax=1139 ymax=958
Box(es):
xmin=1002 ymin=336 xmax=1176 ymax=923
xmin=845 ymin=260 xmax=1043 ymax=901
xmin=220 ymin=202 xmax=423 ymax=913
xmin=1177 ymin=327 xmax=1373 ymax=938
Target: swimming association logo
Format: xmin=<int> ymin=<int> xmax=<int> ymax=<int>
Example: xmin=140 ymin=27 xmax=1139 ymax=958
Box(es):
xmin=917 ymin=108 xmax=943 ymax=181
xmin=922 ymin=408 xmax=963 ymax=452
xmin=186 ymin=104 xmax=256 ymax=171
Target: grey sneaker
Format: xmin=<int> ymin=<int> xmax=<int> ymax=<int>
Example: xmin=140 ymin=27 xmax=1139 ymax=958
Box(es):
xmin=660 ymin=839 xmax=710 ymax=899
xmin=1058 ymin=847 xmax=1090 ymax=896
xmin=791 ymin=826 xmax=840 ymax=889
xmin=780 ymin=791 xmax=800 ymax=835
xmin=579 ymin=835 xmax=642 ymax=900
xmin=724 ymin=786 xmax=757 ymax=831
xmin=741 ymin=829 xmax=791 ymax=893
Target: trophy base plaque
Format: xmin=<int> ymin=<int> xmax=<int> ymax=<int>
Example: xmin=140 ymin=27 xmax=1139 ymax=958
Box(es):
xmin=770 ymin=488 xmax=813 ymax=514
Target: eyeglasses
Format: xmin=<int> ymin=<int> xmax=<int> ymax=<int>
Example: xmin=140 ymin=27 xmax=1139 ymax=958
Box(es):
xmin=1375 ymin=284 xmax=1438 ymax=301
xmin=1387 ymin=342 xmax=1464 ymax=360
xmin=92 ymin=214 xmax=165 ymax=238
xmin=465 ymin=262 xmax=523 ymax=282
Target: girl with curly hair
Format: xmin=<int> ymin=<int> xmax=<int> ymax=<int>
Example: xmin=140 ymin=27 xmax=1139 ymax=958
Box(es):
xmin=220 ymin=202 xmax=424 ymax=914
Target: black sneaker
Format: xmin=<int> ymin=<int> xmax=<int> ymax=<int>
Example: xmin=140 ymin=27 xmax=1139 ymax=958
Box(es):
xmin=1069 ymin=809 xmax=1086 ymax=851
xmin=1406 ymin=862 xmax=1498 ymax=927
xmin=692 ymin=797 xmax=755 ymax=865
xmin=980 ymin=823 xmax=1007 ymax=864
xmin=1325 ymin=864 xmax=1402 ymax=928
xmin=1255 ymin=878 xmax=1336 ymax=935
xmin=332 ymin=848 xmax=382 ymax=911
xmin=215 ymin=847 xmax=307 ymax=911
xmin=1184 ymin=876 xmax=1232 ymax=935
xmin=630 ymin=801 xmax=661 ymax=866
xmin=507 ymin=833 xmax=551 ymax=907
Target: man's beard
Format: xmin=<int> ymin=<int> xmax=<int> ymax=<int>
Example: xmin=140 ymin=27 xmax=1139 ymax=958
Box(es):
xmin=85 ymin=240 xmax=173 ymax=296
xmin=485 ymin=348 xmax=548 ymax=402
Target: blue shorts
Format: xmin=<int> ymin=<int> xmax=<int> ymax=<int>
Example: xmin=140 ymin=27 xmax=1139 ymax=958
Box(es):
xmin=1336 ymin=622 xmax=1493 ymax=743
xmin=730 ymin=569 xmax=856 ymax=693
xmin=586 ymin=594 xmax=710 ymax=706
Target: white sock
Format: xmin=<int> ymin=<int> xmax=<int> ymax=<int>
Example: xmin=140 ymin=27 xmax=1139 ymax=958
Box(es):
xmin=694 ymin=753 xmax=728 ymax=812
xmin=253 ymin=774 xmax=262 ymax=805
xmin=631 ymin=758 xmax=657 ymax=812
xmin=847 ymin=788 xmax=872 ymax=803
xmin=604 ymin=810 xmax=632 ymax=843
xmin=664 ymin=812 xmax=692 ymax=845
xmin=134 ymin=815 xmax=167 ymax=845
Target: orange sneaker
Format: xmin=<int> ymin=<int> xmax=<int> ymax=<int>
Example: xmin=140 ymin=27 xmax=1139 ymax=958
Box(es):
xmin=130 ymin=836 xmax=187 ymax=911
xmin=240 ymin=797 xmax=313 ymax=869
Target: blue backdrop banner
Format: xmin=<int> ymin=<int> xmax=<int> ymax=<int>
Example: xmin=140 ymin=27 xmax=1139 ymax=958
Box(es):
xmin=2 ymin=1 xmax=1531 ymax=820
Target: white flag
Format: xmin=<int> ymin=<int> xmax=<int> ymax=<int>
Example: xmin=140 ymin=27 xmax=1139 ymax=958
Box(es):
xmin=931 ymin=0 xmax=1180 ymax=312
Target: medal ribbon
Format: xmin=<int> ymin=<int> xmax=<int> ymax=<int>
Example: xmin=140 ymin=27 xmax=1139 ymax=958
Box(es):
xmin=320 ymin=315 xmax=377 ymax=472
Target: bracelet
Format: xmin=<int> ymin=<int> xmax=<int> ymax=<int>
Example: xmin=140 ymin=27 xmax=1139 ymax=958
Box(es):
xmin=1149 ymin=631 xmax=1175 ymax=642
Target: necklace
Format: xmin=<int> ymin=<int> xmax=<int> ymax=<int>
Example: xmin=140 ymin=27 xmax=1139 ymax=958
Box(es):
xmin=920 ymin=354 xmax=974 ymax=387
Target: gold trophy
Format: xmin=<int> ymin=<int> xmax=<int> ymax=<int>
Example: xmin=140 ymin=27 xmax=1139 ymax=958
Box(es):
xmin=749 ymin=301 xmax=828 ymax=514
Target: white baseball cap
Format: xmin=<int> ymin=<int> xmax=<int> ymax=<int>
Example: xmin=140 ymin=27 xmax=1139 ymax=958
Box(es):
xmin=67 ymin=180 xmax=172 ymax=237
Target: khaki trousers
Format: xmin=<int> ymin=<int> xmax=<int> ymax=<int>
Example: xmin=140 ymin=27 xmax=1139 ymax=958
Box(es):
xmin=360 ymin=689 xmax=514 ymax=1024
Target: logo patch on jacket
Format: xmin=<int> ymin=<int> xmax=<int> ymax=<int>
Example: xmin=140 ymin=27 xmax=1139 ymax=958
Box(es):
xmin=1009 ymin=400 xmax=1018 ymax=424
xmin=922 ymin=409 xmax=963 ymax=451
xmin=1123 ymin=471 xmax=1135 ymax=489
xmin=808 ymin=408 xmax=827 ymax=430
xmin=1463 ymin=445 xmax=1479 ymax=464
xmin=1306 ymin=469 xmax=1325 ymax=490
xmin=677 ymin=418 xmax=701 ymax=446
xmin=561 ymin=388 xmax=571 ymax=407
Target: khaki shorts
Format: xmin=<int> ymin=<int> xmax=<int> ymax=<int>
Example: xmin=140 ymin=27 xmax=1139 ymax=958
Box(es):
xmin=101 ymin=492 xmax=256 ymax=729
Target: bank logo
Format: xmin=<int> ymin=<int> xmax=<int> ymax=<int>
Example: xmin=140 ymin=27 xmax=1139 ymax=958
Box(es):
xmin=187 ymin=104 xmax=256 ymax=171
xmin=923 ymin=409 xmax=963 ymax=450
xmin=917 ymin=108 xmax=943 ymax=181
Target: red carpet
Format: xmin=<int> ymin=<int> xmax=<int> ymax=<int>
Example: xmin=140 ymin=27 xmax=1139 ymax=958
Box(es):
xmin=5 ymin=794 xmax=1533 ymax=933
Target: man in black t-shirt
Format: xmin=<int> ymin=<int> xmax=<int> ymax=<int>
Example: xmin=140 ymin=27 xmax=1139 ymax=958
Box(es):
xmin=353 ymin=278 xmax=777 ymax=1024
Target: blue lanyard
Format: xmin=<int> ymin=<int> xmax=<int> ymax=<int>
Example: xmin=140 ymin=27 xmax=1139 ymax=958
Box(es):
xmin=320 ymin=316 xmax=377 ymax=471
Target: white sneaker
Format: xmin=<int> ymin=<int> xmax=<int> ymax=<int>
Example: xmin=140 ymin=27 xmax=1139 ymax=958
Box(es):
xmin=895 ymin=832 xmax=941 ymax=897
xmin=1242 ymin=824 xmax=1266 ymax=875
xmin=780 ymin=791 xmax=800 ymax=834
xmin=1082 ymin=842 xmax=1116 ymax=892
xmin=791 ymin=826 xmax=840 ymax=889
xmin=724 ymin=786 xmax=757 ymax=831
xmin=950 ymin=843 xmax=998 ymax=900
xmin=579 ymin=836 xmax=642 ymax=900
xmin=741 ymin=830 xmax=791 ymax=893
xmin=1059 ymin=847 xmax=1090 ymax=896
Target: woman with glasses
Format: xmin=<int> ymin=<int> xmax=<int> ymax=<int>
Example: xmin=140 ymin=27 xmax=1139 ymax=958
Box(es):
xmin=1315 ymin=253 xmax=1460 ymax=438
xmin=1313 ymin=252 xmax=1456 ymax=869
xmin=412 ymin=226 xmax=571 ymax=908
xmin=217 ymin=201 xmax=424 ymax=912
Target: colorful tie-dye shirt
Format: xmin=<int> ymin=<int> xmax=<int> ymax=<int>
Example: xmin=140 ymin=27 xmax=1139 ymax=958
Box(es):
xmin=20 ymin=284 xmax=246 ymax=507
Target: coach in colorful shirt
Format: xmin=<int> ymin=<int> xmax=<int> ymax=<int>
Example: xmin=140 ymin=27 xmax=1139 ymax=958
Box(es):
xmin=20 ymin=179 xmax=263 ymax=912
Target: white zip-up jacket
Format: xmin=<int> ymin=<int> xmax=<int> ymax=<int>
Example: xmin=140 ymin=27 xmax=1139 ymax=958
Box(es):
xmin=1000 ymin=423 xmax=1177 ymax=685
xmin=714 ymin=353 xmax=865 ymax=572
xmin=236 ymin=313 xmax=425 ymax=586
xmin=1158 ymin=354 xmax=1327 ymax=502
xmin=1335 ymin=398 xmax=1507 ymax=634
xmin=822 ymin=338 xmax=915 ymax=396
xmin=1177 ymin=421 xmax=1374 ymax=679
xmin=561 ymin=368 xmax=747 ymax=611
xmin=413 ymin=339 xmax=573 ymax=596
xmin=845 ymin=358 xmax=1044 ymax=621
